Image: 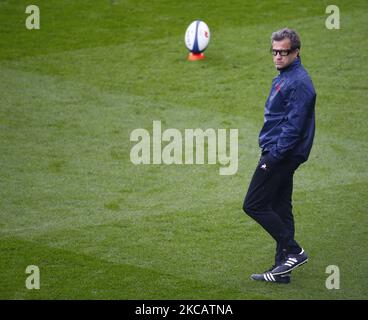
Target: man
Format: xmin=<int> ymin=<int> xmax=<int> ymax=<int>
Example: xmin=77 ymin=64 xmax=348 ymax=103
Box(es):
xmin=243 ymin=28 xmax=316 ymax=284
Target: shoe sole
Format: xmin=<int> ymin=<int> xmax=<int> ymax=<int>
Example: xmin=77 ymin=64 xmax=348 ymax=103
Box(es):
xmin=272 ymin=258 xmax=308 ymax=276
xmin=250 ymin=276 xmax=290 ymax=284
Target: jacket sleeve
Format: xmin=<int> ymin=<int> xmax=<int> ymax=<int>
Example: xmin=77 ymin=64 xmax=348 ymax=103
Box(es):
xmin=266 ymin=80 xmax=315 ymax=164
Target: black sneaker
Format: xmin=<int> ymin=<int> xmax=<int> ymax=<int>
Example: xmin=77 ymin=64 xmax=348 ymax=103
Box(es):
xmin=250 ymin=271 xmax=291 ymax=284
xmin=271 ymin=249 xmax=308 ymax=275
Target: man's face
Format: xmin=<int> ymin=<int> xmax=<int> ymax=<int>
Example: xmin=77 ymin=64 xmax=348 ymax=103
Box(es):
xmin=272 ymin=38 xmax=299 ymax=70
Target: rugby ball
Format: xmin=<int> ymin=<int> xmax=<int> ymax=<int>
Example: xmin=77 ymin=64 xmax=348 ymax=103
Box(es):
xmin=184 ymin=20 xmax=210 ymax=53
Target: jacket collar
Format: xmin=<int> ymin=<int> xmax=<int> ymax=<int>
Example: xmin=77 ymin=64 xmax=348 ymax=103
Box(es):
xmin=279 ymin=57 xmax=301 ymax=74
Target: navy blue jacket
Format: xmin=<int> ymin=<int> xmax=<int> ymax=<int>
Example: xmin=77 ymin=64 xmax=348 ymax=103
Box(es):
xmin=259 ymin=58 xmax=316 ymax=164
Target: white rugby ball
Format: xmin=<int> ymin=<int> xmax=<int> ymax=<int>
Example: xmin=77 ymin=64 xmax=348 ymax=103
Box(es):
xmin=184 ymin=20 xmax=210 ymax=53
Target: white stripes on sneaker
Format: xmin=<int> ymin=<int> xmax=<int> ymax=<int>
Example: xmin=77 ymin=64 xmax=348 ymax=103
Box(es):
xmin=284 ymin=257 xmax=298 ymax=267
xmin=263 ymin=272 xmax=276 ymax=282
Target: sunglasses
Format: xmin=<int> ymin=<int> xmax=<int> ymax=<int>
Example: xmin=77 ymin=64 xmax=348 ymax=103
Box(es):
xmin=270 ymin=48 xmax=295 ymax=56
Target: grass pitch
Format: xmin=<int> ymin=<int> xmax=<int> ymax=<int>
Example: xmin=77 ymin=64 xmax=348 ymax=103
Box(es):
xmin=0 ymin=0 xmax=367 ymax=299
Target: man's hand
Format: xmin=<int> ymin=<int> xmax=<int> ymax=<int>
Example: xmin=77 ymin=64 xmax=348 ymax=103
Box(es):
xmin=259 ymin=153 xmax=280 ymax=172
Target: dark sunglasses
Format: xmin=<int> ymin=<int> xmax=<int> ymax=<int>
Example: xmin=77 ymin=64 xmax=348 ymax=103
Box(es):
xmin=270 ymin=48 xmax=295 ymax=56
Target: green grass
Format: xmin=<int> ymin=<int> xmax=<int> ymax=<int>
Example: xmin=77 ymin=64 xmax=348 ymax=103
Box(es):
xmin=0 ymin=0 xmax=367 ymax=299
